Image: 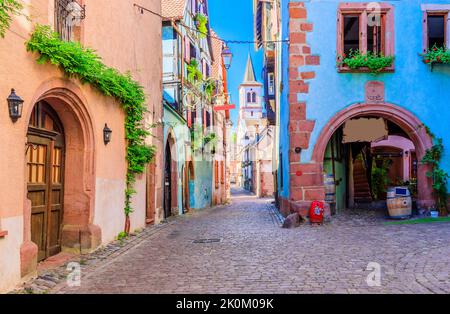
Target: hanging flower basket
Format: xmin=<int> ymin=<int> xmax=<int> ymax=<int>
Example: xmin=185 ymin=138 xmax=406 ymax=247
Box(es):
xmin=187 ymin=59 xmax=203 ymax=84
xmin=194 ymin=13 xmax=208 ymax=39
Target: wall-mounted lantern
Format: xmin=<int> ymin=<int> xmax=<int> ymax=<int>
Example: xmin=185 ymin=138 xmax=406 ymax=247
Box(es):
xmin=7 ymin=89 xmax=24 ymax=122
xmin=103 ymin=123 xmax=112 ymax=145
xmin=222 ymin=44 xmax=233 ymax=70
xmin=295 ymin=147 xmax=302 ymax=154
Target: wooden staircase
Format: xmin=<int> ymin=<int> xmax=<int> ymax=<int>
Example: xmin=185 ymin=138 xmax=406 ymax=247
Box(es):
xmin=353 ymin=158 xmax=372 ymax=204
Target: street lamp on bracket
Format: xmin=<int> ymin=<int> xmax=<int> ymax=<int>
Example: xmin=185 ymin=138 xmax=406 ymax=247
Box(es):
xmin=222 ymin=44 xmax=233 ymax=70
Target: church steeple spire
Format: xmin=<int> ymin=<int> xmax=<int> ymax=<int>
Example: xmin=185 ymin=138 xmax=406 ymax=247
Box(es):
xmin=243 ymin=54 xmax=257 ymax=83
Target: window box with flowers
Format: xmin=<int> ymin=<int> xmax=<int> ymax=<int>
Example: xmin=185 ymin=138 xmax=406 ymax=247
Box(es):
xmin=337 ymin=3 xmax=395 ymax=73
xmin=421 ymin=5 xmax=450 ymax=71
xmin=421 ymin=45 xmax=450 ymax=69
xmin=338 ymin=50 xmax=395 ymax=74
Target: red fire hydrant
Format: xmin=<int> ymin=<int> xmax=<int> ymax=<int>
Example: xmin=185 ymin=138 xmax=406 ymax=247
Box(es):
xmin=309 ymin=201 xmax=324 ymax=224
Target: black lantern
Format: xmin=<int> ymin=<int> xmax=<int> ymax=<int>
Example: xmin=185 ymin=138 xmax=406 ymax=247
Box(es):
xmin=222 ymin=44 xmax=233 ymax=70
xmin=103 ymin=123 xmax=112 ymax=145
xmin=7 ymin=89 xmax=24 ymax=122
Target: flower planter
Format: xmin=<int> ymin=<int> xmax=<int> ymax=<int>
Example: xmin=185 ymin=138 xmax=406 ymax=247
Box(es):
xmin=430 ymin=211 xmax=439 ymax=218
xmin=337 ymin=51 xmax=395 ymax=74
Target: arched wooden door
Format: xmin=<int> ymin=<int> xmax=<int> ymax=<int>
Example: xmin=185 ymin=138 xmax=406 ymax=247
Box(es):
xmin=27 ymin=101 xmax=65 ymax=262
xmin=164 ymin=142 xmax=172 ymax=219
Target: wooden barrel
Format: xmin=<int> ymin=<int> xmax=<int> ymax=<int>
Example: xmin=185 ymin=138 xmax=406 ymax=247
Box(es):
xmin=387 ymin=187 xmax=412 ymax=219
xmin=324 ymin=174 xmax=336 ymax=203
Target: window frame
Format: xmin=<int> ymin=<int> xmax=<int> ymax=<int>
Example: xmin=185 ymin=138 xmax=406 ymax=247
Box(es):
xmin=421 ymin=4 xmax=450 ymax=53
xmin=246 ymin=92 xmax=252 ymax=104
xmin=267 ymin=72 xmax=275 ymax=96
xmin=337 ymin=3 xmax=395 ymax=73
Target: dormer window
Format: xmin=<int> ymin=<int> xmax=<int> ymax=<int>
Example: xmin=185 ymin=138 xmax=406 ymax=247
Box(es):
xmin=55 ymin=0 xmax=85 ymax=41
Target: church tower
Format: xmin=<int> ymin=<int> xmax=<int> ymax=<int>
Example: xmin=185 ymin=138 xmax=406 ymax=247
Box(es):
xmin=237 ymin=54 xmax=264 ymax=144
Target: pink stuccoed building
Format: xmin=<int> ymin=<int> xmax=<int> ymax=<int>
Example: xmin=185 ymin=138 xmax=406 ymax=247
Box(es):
xmin=0 ymin=0 xmax=163 ymax=292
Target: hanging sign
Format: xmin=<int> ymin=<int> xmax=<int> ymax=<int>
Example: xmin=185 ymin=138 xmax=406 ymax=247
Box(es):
xmin=214 ymin=104 xmax=236 ymax=111
xmin=342 ymin=117 xmax=388 ymax=143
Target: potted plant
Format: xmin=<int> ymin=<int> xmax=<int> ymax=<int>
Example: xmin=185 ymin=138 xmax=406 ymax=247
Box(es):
xmin=337 ymin=50 xmax=395 ymax=74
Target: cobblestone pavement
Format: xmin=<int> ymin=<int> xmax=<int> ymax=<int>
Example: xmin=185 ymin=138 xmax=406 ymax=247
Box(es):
xmin=17 ymin=188 xmax=450 ymax=294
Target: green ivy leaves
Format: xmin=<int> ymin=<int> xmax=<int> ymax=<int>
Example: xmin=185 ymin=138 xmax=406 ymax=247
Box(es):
xmin=422 ymin=136 xmax=449 ymax=215
xmin=0 ymin=0 xmax=22 ymax=38
xmin=26 ymin=25 xmax=156 ymax=223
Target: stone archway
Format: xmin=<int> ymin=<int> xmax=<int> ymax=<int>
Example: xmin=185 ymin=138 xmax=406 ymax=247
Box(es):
xmin=311 ymin=103 xmax=434 ymax=210
xmin=20 ymin=80 xmax=100 ymax=277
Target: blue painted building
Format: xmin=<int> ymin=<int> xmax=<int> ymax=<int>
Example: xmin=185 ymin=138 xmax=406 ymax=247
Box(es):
xmin=278 ymin=1 xmax=450 ymax=217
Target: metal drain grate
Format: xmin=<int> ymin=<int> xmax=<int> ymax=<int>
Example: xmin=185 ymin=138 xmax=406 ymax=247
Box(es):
xmin=193 ymin=238 xmax=222 ymax=244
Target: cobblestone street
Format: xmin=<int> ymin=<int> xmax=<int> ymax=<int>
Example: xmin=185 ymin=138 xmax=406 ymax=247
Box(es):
xmin=26 ymin=188 xmax=450 ymax=294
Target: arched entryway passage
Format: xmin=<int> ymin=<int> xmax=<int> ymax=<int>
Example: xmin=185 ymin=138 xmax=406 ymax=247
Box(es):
xmin=21 ymin=82 xmax=100 ymax=276
xmin=164 ymin=132 xmax=178 ymax=219
xmin=311 ymin=103 xmax=434 ymax=213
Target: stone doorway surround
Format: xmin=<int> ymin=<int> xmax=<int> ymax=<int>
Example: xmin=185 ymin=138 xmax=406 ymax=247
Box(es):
xmin=20 ymin=79 xmax=101 ymax=279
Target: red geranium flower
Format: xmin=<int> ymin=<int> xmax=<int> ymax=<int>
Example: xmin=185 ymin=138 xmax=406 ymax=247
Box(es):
xmin=433 ymin=47 xmax=437 ymax=51
xmin=425 ymin=59 xmax=430 ymax=64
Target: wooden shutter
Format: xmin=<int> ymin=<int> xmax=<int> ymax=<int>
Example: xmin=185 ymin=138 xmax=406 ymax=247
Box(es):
xmin=184 ymin=37 xmax=190 ymax=62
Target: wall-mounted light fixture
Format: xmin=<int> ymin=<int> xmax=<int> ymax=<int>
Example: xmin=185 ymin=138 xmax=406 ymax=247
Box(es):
xmin=103 ymin=123 xmax=112 ymax=145
xmin=7 ymin=89 xmax=24 ymax=122
xmin=222 ymin=44 xmax=233 ymax=70
xmin=295 ymin=147 xmax=301 ymax=154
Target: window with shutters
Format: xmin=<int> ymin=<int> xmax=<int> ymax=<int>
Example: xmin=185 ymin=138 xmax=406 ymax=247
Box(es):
xmin=215 ymin=161 xmax=219 ymax=189
xmin=220 ymin=161 xmax=225 ymax=184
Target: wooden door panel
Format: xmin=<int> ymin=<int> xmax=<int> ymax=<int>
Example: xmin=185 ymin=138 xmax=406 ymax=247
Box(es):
xmin=30 ymin=211 xmax=46 ymax=261
xmin=27 ymin=140 xmax=50 ymax=261
xmin=27 ymin=136 xmax=64 ymax=261
xmin=27 ymin=102 xmax=65 ymax=261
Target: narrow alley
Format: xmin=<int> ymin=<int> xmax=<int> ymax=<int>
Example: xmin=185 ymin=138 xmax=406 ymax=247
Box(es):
xmin=23 ymin=188 xmax=449 ymax=294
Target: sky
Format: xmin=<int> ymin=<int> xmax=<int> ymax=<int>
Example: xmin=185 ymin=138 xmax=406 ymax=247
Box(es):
xmin=208 ymin=0 xmax=263 ymax=130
